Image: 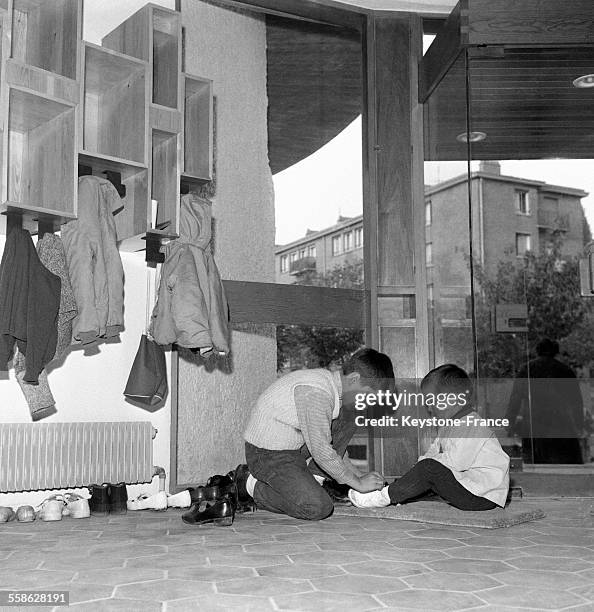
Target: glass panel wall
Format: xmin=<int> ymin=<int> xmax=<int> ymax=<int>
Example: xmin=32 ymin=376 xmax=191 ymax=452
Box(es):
xmin=467 ymin=46 xmax=594 ymax=468
xmin=425 ymin=44 xmax=594 ymax=471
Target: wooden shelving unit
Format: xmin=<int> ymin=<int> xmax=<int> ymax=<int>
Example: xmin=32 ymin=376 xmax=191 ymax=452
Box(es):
xmin=81 ymin=43 xmax=148 ymax=165
xmin=0 ymin=0 xmax=80 ymax=227
xmin=0 ymin=0 xmax=213 ymax=246
xmin=102 ymin=4 xmax=182 ymax=111
xmin=11 ymin=0 xmax=81 ymax=80
xmin=182 ymin=75 xmax=213 ymax=188
xmin=3 ymin=87 xmax=77 ymax=216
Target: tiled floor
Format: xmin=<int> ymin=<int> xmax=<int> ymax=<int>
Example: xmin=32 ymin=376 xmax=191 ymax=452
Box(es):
xmin=0 ymin=498 xmax=593 ymax=611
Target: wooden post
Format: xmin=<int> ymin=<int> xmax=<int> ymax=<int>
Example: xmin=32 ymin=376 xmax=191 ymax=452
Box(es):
xmin=362 ymin=13 xmax=429 ymax=477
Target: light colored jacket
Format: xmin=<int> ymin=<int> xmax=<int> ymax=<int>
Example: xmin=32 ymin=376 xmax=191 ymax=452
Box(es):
xmin=150 ymin=194 xmax=229 ymax=355
xmin=62 ymin=176 xmax=125 ymax=344
xmin=419 ymin=411 xmax=510 ymax=507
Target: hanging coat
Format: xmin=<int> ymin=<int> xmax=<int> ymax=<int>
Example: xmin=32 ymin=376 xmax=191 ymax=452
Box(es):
xmin=13 ymin=234 xmax=78 ymax=421
xmin=0 ymin=227 xmax=61 ymax=384
xmin=62 ymin=176 xmax=125 ymax=344
xmin=150 ymin=194 xmax=230 ymax=356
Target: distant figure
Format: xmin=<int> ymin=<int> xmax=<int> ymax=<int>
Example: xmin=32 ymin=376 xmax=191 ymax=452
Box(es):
xmin=507 ymin=339 xmax=584 ymax=464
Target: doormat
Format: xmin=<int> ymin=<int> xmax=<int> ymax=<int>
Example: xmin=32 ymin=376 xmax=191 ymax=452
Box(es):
xmin=333 ymin=500 xmax=545 ymax=529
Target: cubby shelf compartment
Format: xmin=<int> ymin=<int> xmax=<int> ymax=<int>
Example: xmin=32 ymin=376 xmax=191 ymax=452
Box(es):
xmin=3 ymin=87 xmax=77 ymax=219
xmin=102 ymin=4 xmax=181 ymax=110
xmin=4 ymin=59 xmax=79 ymax=105
xmin=151 ymin=129 xmax=180 ymax=236
xmin=183 ymin=75 xmax=213 ymax=184
xmin=82 ymin=43 xmax=148 ymax=167
xmin=78 ymin=151 xmax=149 ymax=250
xmin=11 ymin=0 xmax=82 ymax=80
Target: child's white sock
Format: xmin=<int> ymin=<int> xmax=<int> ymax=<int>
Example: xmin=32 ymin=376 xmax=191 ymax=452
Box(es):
xmin=246 ymin=473 xmax=257 ymax=497
xmin=348 ymin=485 xmax=391 ymax=508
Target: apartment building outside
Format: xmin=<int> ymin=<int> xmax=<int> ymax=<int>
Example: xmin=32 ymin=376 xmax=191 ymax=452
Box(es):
xmin=275 ymin=162 xmax=590 ymax=290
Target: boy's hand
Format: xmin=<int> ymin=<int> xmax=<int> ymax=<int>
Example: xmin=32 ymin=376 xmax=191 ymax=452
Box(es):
xmin=356 ymin=472 xmax=385 ymax=492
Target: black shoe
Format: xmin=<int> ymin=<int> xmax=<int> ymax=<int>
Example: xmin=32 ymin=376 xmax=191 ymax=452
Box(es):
xmin=189 ymin=474 xmax=235 ymax=504
xmin=230 ymin=464 xmax=256 ymax=513
xmin=181 ymin=498 xmax=235 ymax=526
xmin=88 ymin=484 xmax=110 ymax=516
xmin=108 ymin=483 xmax=128 ymax=515
xmin=322 ymin=479 xmax=351 ymax=505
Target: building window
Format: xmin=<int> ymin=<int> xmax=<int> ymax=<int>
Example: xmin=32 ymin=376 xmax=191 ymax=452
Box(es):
xmin=425 ymin=201 xmax=432 ymax=226
xmin=289 ymin=252 xmax=297 ymax=265
xmin=280 ymin=255 xmax=288 ymax=273
xmin=516 ymin=233 xmax=532 ymax=256
xmin=354 ymin=227 xmax=363 ymax=248
xmin=516 ymin=190 xmax=530 ymax=215
xmin=299 ymin=249 xmax=306 ymax=259
xmin=307 ymin=244 xmax=316 ymax=258
xmin=426 ymin=242 xmax=433 ymax=265
xmin=332 ymin=235 xmax=341 ymax=255
xmin=343 ymin=231 xmax=353 ymax=252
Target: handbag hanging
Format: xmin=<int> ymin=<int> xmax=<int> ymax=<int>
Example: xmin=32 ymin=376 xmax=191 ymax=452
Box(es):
xmin=124 ymin=266 xmax=168 ymax=407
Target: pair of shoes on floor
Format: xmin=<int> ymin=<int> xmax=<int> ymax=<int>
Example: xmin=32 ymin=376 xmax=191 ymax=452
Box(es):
xmin=182 ymin=473 xmax=236 ymax=527
xmin=89 ymin=483 xmax=127 ymax=516
xmin=181 ymin=465 xmax=256 ymax=527
xmin=36 ymin=493 xmax=91 ymax=521
xmin=0 ymin=505 xmax=39 ymax=522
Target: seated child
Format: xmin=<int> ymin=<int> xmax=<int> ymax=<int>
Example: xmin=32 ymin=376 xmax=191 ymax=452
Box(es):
xmin=349 ymin=364 xmax=510 ymax=511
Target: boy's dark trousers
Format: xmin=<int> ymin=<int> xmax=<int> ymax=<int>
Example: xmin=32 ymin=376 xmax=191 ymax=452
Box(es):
xmin=245 ymin=405 xmax=357 ymax=520
xmin=387 ymin=458 xmax=497 ymax=511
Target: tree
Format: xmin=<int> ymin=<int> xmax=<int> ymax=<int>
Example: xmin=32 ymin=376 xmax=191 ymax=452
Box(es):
xmin=471 ymin=233 xmax=594 ymax=377
xmin=277 ymin=261 xmax=364 ymax=371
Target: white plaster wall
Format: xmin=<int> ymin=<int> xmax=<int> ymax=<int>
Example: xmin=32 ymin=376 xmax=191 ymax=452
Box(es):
xmin=0 ymin=237 xmax=171 ymax=508
xmin=176 ymin=0 xmax=277 ymax=484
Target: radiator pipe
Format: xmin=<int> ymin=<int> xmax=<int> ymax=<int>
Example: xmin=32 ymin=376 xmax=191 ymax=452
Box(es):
xmin=153 ymin=465 xmax=166 ymax=492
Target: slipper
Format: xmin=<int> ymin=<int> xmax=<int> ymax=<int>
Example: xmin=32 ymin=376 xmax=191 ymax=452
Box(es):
xmin=167 ymin=490 xmax=192 ymax=508
xmin=63 ymin=493 xmax=90 ymax=519
xmin=0 ymin=506 xmax=16 ymax=523
xmin=36 ymin=496 xmax=65 ymax=521
xmin=16 ymin=505 xmax=36 ymax=522
xmin=127 ymin=491 xmax=168 ymax=511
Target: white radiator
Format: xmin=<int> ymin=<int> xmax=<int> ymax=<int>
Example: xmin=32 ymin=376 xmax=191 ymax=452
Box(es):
xmin=0 ymin=422 xmax=155 ymax=492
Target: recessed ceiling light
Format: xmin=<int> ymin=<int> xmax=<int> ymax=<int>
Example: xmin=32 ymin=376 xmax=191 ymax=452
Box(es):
xmin=456 ymin=131 xmax=487 ymax=143
xmin=573 ymin=74 xmax=594 ymax=88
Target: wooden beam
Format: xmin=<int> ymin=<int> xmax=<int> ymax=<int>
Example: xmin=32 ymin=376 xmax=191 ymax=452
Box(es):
xmin=419 ymin=0 xmax=465 ymax=102
xmin=210 ymin=0 xmax=365 ymax=30
xmin=223 ymin=280 xmax=366 ymax=328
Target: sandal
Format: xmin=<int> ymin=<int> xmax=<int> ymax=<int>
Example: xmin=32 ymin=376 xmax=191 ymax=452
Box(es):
xmin=0 ymin=506 xmax=16 ymax=523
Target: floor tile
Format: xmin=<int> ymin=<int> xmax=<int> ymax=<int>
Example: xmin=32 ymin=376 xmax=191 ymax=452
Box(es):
xmin=426 ymin=558 xmax=511 ymax=574
xmin=493 ymin=569 xmax=589 ymax=590
xmin=166 ymin=593 xmax=276 ymax=610
xmin=256 ymin=563 xmax=345 ymax=579
xmin=376 ymin=588 xmax=486 ymax=610
xmin=169 ymin=565 xmax=256 ymax=582
xmin=478 ymin=585 xmax=587 ymax=609
xmin=0 ymin=569 xmax=76 ymax=589
xmin=288 ymin=550 xmax=372 ymax=565
xmin=273 ymin=590 xmax=380 ymax=611
xmin=73 ymin=567 xmax=166 ymax=585
xmin=505 ymin=555 xmax=593 ymax=572
xmin=311 ymin=573 xmax=408 ymax=594
xmin=444 ymin=545 xmax=529 ymax=561
xmin=46 ymin=581 xmax=114 ymax=604
xmin=207 ymin=553 xmax=292 ymax=568
xmin=216 ymin=576 xmax=312 ymax=597
xmin=342 ymin=559 xmax=426 ymax=577
xmin=115 ymin=578 xmax=214 ymax=602
xmin=402 ymin=570 xmax=501 ymax=591
xmin=69 ymin=598 xmax=162 ymax=611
